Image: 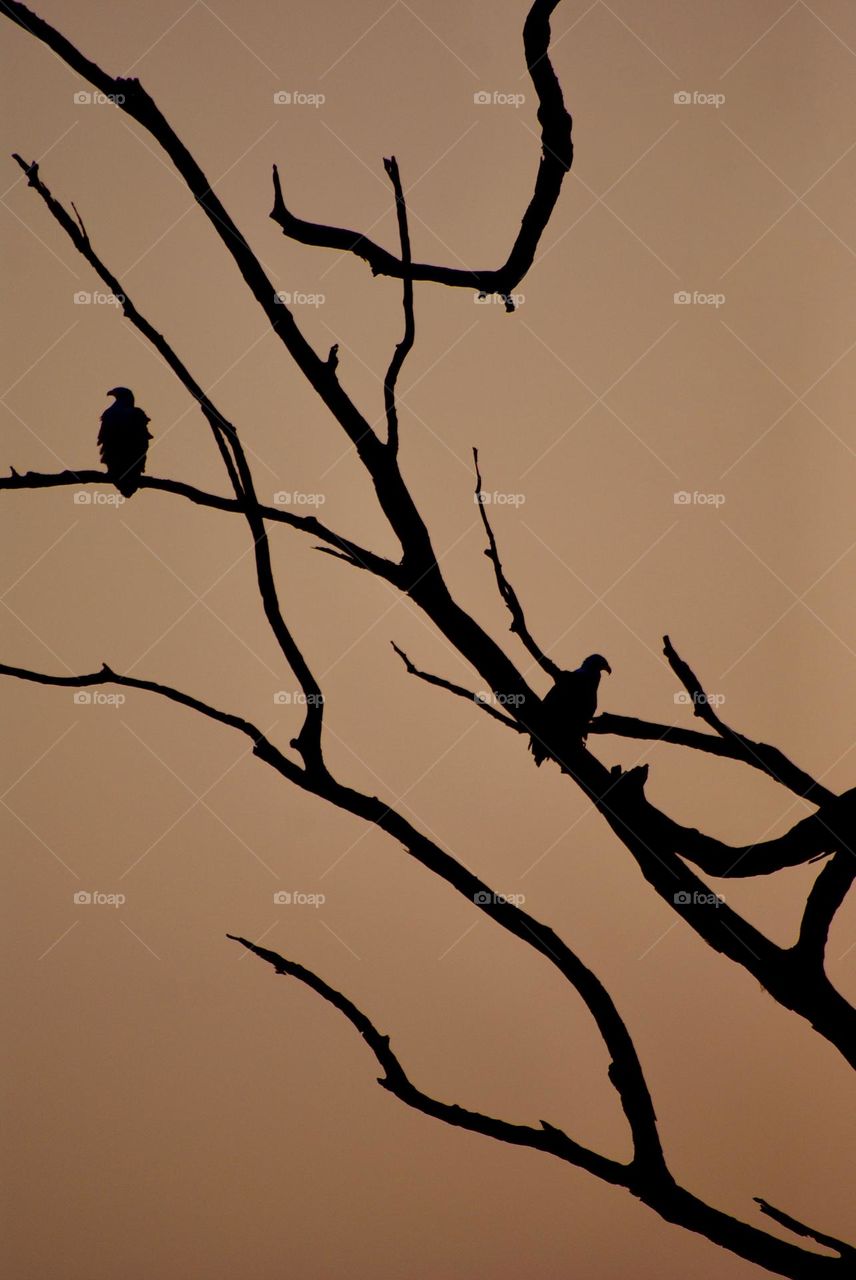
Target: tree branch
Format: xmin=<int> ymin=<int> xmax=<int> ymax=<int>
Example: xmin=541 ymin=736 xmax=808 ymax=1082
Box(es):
xmin=382 ymin=156 xmax=414 ymax=456
xmin=473 ymin=448 xmax=560 ymax=679
xmin=230 ymin=931 xmax=852 ymax=1278
xmin=754 ymin=1198 xmax=856 ymax=1264
xmin=226 ymin=934 xmax=622 ymax=1182
xmin=390 ymin=641 xmax=523 ymax=730
xmin=664 ymin=635 xmax=831 ymax=805
xmin=0 ymin=467 xmax=400 ymax=582
xmin=268 ymin=0 xmax=573 ymax=306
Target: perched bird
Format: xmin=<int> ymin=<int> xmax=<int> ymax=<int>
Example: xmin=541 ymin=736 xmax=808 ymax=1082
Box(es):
xmin=529 ymin=654 xmax=612 ymax=767
xmin=98 ymin=387 xmax=152 ymax=497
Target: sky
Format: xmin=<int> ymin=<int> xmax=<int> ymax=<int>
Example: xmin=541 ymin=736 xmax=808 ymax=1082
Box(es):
xmin=2 ymin=1 xmax=856 ymax=1276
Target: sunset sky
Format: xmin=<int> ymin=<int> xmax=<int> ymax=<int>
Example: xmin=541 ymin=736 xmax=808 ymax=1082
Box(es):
xmin=3 ymin=2 xmax=856 ymax=1276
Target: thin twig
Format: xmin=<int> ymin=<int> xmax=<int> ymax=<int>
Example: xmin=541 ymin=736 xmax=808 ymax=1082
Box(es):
xmin=473 ymin=448 xmax=559 ymax=678
xmin=390 ymin=642 xmax=523 ymax=730
xmin=663 ymin=635 xmax=832 ymax=804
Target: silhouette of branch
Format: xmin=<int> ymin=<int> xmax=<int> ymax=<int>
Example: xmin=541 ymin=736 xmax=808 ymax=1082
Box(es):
xmin=225 ymin=934 xmax=623 ymax=1181
xmin=0 ymin=468 xmax=398 ymax=582
xmin=473 ymin=449 xmax=560 ymax=679
xmin=268 ymin=0 xmax=573 ymax=306
xmin=10 ymin=152 xmax=327 ymax=768
xmin=661 ymin=789 xmax=856 ymax=878
xmin=390 ymin=642 xmax=523 ymax=730
xmin=664 ymin=635 xmax=831 ymax=804
xmin=754 ymin=1198 xmax=856 ymax=1264
xmin=382 ymin=157 xmax=414 ymax=455
xmin=230 ymin=932 xmax=853 ymax=1277
xmin=0 ymin=660 xmax=302 ymax=776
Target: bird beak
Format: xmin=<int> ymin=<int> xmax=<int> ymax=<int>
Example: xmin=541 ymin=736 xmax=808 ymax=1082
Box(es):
xmin=604 ymin=661 xmax=612 ymax=675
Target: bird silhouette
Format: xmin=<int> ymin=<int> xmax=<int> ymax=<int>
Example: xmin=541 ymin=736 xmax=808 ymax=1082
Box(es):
xmin=98 ymin=387 xmax=152 ymax=497
xmin=529 ymin=654 xmax=612 ymax=766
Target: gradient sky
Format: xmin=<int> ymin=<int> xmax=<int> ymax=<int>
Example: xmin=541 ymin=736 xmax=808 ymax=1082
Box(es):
xmin=2 ymin=2 xmax=856 ymax=1277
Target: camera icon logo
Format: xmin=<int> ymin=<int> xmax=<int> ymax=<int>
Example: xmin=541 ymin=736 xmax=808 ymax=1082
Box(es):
xmin=674 ymin=91 xmax=692 ymax=105
xmin=73 ymin=890 xmax=92 ymax=904
xmin=73 ymin=90 xmax=92 ymax=105
xmin=73 ymin=691 xmax=92 ymax=705
xmin=673 ymin=891 xmax=691 ymax=904
xmin=273 ymin=890 xmax=291 ymax=904
xmin=673 ymin=290 xmax=692 ymax=304
xmin=473 ymin=91 xmax=491 ymax=105
xmin=473 ymin=890 xmax=492 ymax=904
xmin=673 ymin=491 xmax=692 ymax=504
xmin=73 ymin=491 xmax=92 ymax=504
xmin=273 ymin=91 xmax=291 ymax=105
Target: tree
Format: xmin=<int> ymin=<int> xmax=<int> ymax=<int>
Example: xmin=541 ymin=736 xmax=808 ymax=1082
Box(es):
xmin=1 ymin=1 xmax=854 ymax=1275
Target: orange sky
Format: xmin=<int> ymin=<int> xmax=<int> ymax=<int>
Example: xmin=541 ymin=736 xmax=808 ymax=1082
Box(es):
xmin=2 ymin=2 xmax=856 ymax=1276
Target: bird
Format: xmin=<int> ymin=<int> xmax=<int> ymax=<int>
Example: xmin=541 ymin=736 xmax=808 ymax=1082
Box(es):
xmin=97 ymin=387 xmax=152 ymax=497
xmin=529 ymin=654 xmax=612 ymax=767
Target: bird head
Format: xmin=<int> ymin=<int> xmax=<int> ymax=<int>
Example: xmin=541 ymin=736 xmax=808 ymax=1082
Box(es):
xmin=106 ymin=386 xmax=135 ymax=405
xmin=583 ymin=654 xmax=612 ymax=676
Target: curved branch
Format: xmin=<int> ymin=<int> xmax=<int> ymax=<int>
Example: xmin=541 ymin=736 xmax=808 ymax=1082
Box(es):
xmin=0 ymin=467 xmax=400 ymax=582
xmin=226 ymin=934 xmax=622 ymax=1182
xmin=269 ymin=0 xmax=573 ymax=305
xmin=382 ymin=157 xmax=414 ymax=455
xmin=230 ymin=932 xmax=852 ymax=1278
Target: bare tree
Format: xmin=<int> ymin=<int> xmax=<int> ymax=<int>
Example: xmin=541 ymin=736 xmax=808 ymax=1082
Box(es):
xmin=2 ymin=2 xmax=854 ymax=1275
